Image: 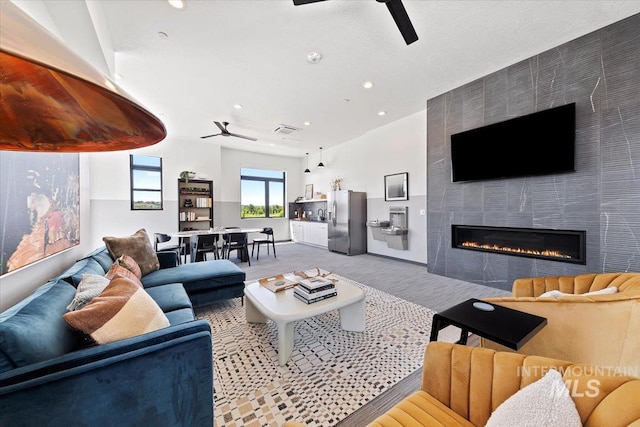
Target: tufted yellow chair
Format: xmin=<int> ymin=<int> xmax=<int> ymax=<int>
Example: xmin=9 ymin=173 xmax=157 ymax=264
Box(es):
xmin=284 ymin=342 xmax=640 ymax=427
xmin=482 ymin=272 xmax=640 ymax=370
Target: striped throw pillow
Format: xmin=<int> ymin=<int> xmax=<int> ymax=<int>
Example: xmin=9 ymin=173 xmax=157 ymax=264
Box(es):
xmin=114 ymin=254 xmax=142 ymax=280
xmin=105 ymin=264 xmax=143 ymax=287
xmin=63 ymin=276 xmax=170 ymax=345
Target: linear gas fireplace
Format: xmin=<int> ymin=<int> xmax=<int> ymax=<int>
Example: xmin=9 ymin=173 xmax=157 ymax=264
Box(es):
xmin=451 ymin=225 xmax=586 ymax=264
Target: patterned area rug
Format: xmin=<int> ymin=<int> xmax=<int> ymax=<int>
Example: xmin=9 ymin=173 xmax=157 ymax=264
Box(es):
xmin=195 ymin=273 xmax=454 ymax=427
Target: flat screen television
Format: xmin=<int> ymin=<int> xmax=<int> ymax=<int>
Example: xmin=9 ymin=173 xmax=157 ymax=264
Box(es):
xmin=450 ymin=103 xmax=576 ymax=182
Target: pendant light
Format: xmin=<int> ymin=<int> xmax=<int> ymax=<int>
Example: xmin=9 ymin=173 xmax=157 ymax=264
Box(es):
xmin=317 ymin=147 xmax=325 ymax=168
xmin=304 ymin=153 xmax=311 ymax=174
xmin=0 ymin=2 xmax=166 ymax=152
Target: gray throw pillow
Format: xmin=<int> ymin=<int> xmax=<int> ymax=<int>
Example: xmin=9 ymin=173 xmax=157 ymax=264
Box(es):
xmin=102 ymin=228 xmax=160 ymax=276
xmin=66 ymin=274 xmax=111 ymax=311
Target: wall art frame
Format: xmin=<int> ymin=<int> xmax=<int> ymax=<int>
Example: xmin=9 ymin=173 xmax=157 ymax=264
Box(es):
xmin=384 ymin=172 xmax=409 ymax=201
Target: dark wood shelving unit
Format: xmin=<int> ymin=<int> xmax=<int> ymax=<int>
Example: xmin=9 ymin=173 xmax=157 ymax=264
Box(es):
xmin=178 ymin=179 xmax=213 ymax=231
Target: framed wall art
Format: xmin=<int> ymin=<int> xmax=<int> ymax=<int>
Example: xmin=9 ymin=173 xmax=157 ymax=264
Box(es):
xmin=0 ymin=152 xmax=80 ymax=276
xmin=304 ymin=184 xmax=314 ymax=200
xmin=384 ymin=172 xmax=409 ymax=201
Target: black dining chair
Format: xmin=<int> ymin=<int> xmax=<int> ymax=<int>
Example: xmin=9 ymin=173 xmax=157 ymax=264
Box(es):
xmin=252 ymin=227 xmax=276 ymax=260
xmin=222 ymin=232 xmax=251 ymax=266
xmin=154 ymin=233 xmax=184 ymax=265
xmin=190 ymin=234 xmax=218 ymax=262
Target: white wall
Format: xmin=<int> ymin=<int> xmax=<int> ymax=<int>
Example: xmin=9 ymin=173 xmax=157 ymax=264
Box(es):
xmin=303 ymin=110 xmax=427 ymax=263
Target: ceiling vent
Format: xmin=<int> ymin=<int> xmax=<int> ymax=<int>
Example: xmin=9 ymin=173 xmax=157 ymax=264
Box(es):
xmin=272 ymin=124 xmax=300 ymax=135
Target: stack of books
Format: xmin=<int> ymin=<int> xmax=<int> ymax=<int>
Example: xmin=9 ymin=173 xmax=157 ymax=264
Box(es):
xmin=294 ymin=276 xmax=337 ymax=304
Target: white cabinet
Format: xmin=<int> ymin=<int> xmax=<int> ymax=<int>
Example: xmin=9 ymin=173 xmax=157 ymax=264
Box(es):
xmin=290 ymin=221 xmax=304 ymax=243
xmin=290 ymin=221 xmax=327 ymax=248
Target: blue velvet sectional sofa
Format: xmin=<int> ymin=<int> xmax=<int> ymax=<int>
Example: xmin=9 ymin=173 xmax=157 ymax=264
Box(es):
xmin=0 ymin=246 xmax=246 ymax=427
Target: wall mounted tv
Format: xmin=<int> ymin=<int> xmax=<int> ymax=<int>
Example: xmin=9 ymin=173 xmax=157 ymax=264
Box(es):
xmin=450 ymin=103 xmax=576 ymax=182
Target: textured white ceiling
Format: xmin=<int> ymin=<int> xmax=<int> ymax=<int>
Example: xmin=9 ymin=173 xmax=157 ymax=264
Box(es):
xmin=54 ymin=1 xmax=640 ymax=157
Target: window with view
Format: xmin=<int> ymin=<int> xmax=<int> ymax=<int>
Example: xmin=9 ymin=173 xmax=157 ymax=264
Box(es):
xmin=130 ymin=155 xmax=163 ymax=210
xmin=240 ymin=168 xmax=285 ymax=218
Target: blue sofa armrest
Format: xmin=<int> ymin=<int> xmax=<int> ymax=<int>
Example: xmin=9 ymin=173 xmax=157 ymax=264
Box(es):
xmin=0 ymin=320 xmax=213 ymax=427
xmin=156 ymin=250 xmax=179 ymax=269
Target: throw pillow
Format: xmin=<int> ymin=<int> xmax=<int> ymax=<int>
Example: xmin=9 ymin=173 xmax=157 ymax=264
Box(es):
xmin=114 ymin=254 xmax=143 ymax=280
xmin=66 ymin=274 xmax=111 ymax=311
xmin=485 ymin=368 xmax=581 ymax=427
xmin=540 ymin=287 xmax=618 ymax=298
xmin=102 ymin=228 xmax=159 ymax=276
xmin=105 ymin=264 xmax=143 ymax=287
xmin=63 ymin=276 xmax=170 ymax=345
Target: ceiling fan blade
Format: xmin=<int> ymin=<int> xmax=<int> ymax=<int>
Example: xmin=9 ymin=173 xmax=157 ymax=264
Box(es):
xmin=384 ymin=0 xmax=418 ymax=45
xmin=228 ymin=132 xmax=258 ymax=142
xmin=214 ymin=121 xmax=226 ymax=132
xmin=293 ymin=0 xmax=325 ymax=5
xmin=200 ymin=133 xmax=221 ymax=139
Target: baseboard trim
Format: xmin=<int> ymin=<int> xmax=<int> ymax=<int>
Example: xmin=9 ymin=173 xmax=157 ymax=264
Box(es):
xmin=366 ymin=252 xmax=427 ymax=267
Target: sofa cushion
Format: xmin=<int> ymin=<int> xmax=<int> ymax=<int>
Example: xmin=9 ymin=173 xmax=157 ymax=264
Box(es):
xmin=85 ymin=246 xmax=116 ymax=272
xmin=66 ymin=274 xmax=111 ymax=311
xmin=0 ymin=280 xmax=78 ymax=373
xmin=63 ymin=276 xmax=170 ymax=345
xmin=164 ymin=308 xmax=197 ymax=325
xmin=145 ymin=283 xmax=193 ymax=313
xmin=102 ymin=228 xmax=159 ymax=276
xmin=141 ymin=259 xmax=245 ymax=292
xmin=57 ymin=257 xmax=106 ymax=287
xmin=485 ymin=368 xmax=581 ymax=427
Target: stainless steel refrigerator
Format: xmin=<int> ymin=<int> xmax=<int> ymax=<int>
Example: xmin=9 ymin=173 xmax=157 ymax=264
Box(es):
xmin=327 ymin=190 xmax=367 ymax=255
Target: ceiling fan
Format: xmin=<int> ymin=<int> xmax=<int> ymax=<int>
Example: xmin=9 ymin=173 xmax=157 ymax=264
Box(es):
xmin=200 ymin=121 xmax=257 ymax=141
xmin=293 ymin=0 xmax=418 ymax=45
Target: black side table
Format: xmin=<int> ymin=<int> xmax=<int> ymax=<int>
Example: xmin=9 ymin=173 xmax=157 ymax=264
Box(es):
xmin=430 ymin=298 xmax=547 ymax=350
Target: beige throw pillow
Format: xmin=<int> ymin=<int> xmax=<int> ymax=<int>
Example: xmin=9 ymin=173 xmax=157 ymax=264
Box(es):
xmin=103 ymin=228 xmax=159 ymax=276
xmin=63 ymin=276 xmax=169 ymax=345
xmin=485 ymin=368 xmax=581 ymax=427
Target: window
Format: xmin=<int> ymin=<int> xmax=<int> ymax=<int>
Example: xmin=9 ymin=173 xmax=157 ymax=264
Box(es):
xmin=240 ymin=168 xmax=285 ymax=218
xmin=130 ymin=155 xmax=163 ymax=210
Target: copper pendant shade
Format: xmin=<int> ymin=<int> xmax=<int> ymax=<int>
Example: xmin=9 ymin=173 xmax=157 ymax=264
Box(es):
xmin=0 ymin=2 xmax=166 ymax=152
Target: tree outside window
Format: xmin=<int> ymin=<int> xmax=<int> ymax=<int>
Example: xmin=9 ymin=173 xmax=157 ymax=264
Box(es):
xmin=130 ymin=155 xmax=163 ymax=210
xmin=240 ymin=168 xmax=285 ymax=218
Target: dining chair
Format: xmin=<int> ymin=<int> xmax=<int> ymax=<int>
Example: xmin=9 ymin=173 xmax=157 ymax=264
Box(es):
xmin=251 ymin=227 xmax=276 ymax=260
xmin=154 ymin=233 xmax=184 ymax=265
xmin=189 ymin=234 xmax=218 ymax=262
xmin=222 ymin=232 xmax=251 ymax=266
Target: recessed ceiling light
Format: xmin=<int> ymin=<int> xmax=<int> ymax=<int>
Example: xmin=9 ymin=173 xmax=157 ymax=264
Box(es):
xmin=233 ymin=104 xmax=243 ymax=109
xmin=363 ymin=81 xmax=374 ymax=89
xmin=304 ymin=121 xmax=311 ymax=126
xmin=158 ymin=31 xmax=168 ymax=39
xmin=167 ymin=0 xmax=187 ymax=11
xmin=307 ymin=52 xmax=322 ymax=64
xmin=378 ymin=111 xmax=387 ymax=116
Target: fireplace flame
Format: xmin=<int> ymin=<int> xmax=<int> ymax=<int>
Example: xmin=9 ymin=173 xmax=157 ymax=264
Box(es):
xmin=461 ymin=241 xmax=572 ymax=259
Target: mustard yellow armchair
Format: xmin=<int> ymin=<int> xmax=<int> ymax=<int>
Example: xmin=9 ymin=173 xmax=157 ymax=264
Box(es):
xmin=482 ymin=272 xmax=640 ymax=370
xmin=285 ymin=342 xmax=640 ymax=427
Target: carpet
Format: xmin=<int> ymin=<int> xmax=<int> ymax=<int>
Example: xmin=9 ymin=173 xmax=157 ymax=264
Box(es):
xmin=195 ymin=273 xmax=458 ymax=427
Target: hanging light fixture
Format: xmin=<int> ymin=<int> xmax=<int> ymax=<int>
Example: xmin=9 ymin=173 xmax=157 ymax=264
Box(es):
xmin=304 ymin=152 xmax=311 ymax=174
xmin=0 ymin=2 xmax=166 ymax=152
xmin=317 ymin=147 xmax=325 ymax=168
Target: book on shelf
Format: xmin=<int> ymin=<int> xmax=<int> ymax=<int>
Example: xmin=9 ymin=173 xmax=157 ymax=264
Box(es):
xmin=294 ymin=291 xmax=337 ymax=305
xmin=294 ymin=285 xmax=336 ymax=300
xmin=298 ymin=276 xmax=335 ymax=290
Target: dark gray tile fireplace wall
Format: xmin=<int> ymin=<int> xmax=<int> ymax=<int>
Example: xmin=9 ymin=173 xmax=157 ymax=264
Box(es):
xmin=427 ymin=14 xmax=640 ymax=291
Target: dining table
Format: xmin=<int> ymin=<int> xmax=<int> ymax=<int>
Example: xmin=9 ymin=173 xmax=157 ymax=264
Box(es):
xmin=169 ymin=228 xmax=264 ymax=263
